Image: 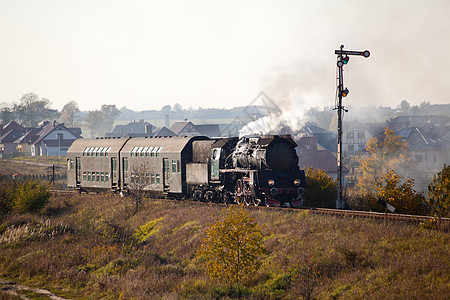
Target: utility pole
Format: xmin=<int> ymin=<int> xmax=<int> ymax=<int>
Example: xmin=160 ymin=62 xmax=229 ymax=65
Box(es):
xmin=335 ymin=45 xmax=370 ymax=209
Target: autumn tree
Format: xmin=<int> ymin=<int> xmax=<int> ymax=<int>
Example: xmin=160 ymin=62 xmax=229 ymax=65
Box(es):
xmin=16 ymin=93 xmax=59 ymax=126
xmin=357 ymin=126 xmax=411 ymax=196
xmin=376 ymin=169 xmax=426 ymax=215
xmin=0 ymin=106 xmax=16 ymax=124
xmin=199 ymin=205 xmax=266 ymax=284
xmin=304 ymin=167 xmax=337 ymax=208
xmin=59 ymin=100 xmax=80 ymax=127
xmin=84 ymin=104 xmax=120 ymax=137
xmin=427 ymin=164 xmax=450 ymax=225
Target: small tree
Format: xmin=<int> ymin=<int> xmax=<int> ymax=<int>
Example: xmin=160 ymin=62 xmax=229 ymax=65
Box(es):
xmin=427 ymin=164 xmax=450 ymax=228
xmin=199 ymin=205 xmax=266 ymax=284
xmin=304 ymin=167 xmax=337 ymax=208
xmin=376 ymin=169 xmax=426 ymax=215
xmin=128 ymin=161 xmax=150 ymax=214
xmin=13 ymin=180 xmax=51 ymax=213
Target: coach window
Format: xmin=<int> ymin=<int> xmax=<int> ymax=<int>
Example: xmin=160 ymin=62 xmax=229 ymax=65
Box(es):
xmin=87 ymin=172 xmax=91 ymax=182
xmin=101 ymin=172 xmax=104 ymax=182
xmin=105 ymin=172 xmax=110 ymax=182
xmin=102 ymin=147 xmax=108 ymax=157
xmin=142 ymin=147 xmax=149 ymax=157
xmin=156 ymin=147 xmax=162 ymax=157
xmin=172 ymin=160 xmax=177 ymax=173
xmin=99 ymin=147 xmax=104 ymax=156
xmin=151 ymin=173 xmax=155 ymax=184
xmin=85 ymin=147 xmax=91 ymax=157
xmin=146 ymin=147 xmax=153 ymax=157
xmin=138 ymin=147 xmax=144 ymax=157
xmin=156 ymin=174 xmax=160 ymax=184
xmin=96 ymin=172 xmax=100 ymax=181
xmin=83 ymin=171 xmax=87 ymax=181
xmin=105 ymin=147 xmax=111 ymax=157
xmin=93 ymin=147 xmax=99 ymax=156
xmin=131 ymin=147 xmax=139 ymax=157
xmin=151 ymin=147 xmax=158 ymax=157
xmin=89 ymin=147 xmax=95 ymax=157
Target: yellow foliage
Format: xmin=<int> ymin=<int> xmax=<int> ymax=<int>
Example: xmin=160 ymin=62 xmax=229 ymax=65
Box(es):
xmin=133 ymin=217 xmax=164 ymax=243
xmin=198 ymin=205 xmax=266 ymax=284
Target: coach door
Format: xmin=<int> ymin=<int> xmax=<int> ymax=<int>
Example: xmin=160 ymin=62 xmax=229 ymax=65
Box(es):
xmin=163 ymin=158 xmax=170 ymax=191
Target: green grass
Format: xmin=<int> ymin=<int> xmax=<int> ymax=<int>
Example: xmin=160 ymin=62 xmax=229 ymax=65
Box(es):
xmin=0 ymin=193 xmax=448 ymax=299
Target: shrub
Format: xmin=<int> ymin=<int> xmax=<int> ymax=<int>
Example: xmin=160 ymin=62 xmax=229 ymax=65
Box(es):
xmin=304 ymin=168 xmax=337 ymax=208
xmin=13 ymin=180 xmax=51 ymax=213
xmin=198 ymin=205 xmax=266 ymax=284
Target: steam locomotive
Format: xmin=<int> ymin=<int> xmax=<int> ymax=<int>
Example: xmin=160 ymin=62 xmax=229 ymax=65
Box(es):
xmin=67 ymin=134 xmax=306 ymax=207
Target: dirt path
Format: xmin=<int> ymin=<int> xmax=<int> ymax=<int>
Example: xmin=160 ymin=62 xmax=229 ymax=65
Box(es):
xmin=0 ymin=279 xmax=72 ymax=300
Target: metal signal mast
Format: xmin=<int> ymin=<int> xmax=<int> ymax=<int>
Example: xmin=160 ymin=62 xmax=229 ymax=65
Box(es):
xmin=334 ymin=45 xmax=370 ymax=209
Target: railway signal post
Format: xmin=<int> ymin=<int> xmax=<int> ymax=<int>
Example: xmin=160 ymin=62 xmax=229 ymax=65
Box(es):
xmin=334 ymin=45 xmax=370 ymax=209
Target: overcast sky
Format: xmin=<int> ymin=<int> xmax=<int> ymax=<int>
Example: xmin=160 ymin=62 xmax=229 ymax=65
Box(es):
xmin=1 ymin=0 xmax=449 ymax=112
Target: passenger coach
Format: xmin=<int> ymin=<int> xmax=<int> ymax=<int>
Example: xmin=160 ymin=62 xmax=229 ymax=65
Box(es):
xmin=67 ymin=136 xmax=207 ymax=195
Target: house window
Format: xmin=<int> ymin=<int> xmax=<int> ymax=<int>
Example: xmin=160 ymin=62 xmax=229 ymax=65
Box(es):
xmin=87 ymin=172 xmax=91 ymax=182
xmin=101 ymin=172 xmax=104 ymax=182
xmin=156 ymin=174 xmax=160 ymax=184
xmin=105 ymin=172 xmax=109 ymax=182
xmin=96 ymin=172 xmax=100 ymax=181
xmin=83 ymin=171 xmax=87 ymax=181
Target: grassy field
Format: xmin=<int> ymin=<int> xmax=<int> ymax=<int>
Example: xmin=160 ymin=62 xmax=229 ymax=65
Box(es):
xmin=0 ymin=193 xmax=448 ymax=299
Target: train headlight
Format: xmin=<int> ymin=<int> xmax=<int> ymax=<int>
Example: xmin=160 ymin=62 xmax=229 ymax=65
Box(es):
xmin=297 ymin=187 xmax=305 ymax=195
xmin=294 ymin=179 xmax=301 ymax=186
xmin=270 ymin=187 xmax=279 ymax=195
xmin=268 ymin=179 xmax=275 ymax=186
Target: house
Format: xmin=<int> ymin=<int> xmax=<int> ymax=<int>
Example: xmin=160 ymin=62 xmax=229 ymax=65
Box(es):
xmin=170 ymin=121 xmax=221 ymax=137
xmin=396 ymin=127 xmax=450 ymax=173
xmin=170 ymin=121 xmax=201 ymax=136
xmin=342 ymin=121 xmax=372 ymax=154
xmin=106 ymin=120 xmax=154 ymax=138
xmin=296 ymin=136 xmax=348 ymax=181
xmin=16 ymin=121 xmax=82 ymax=156
xmin=0 ymin=121 xmax=26 ymax=158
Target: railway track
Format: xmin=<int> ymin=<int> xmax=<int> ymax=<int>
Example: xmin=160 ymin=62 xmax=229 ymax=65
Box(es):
xmin=50 ymin=189 xmax=450 ymax=228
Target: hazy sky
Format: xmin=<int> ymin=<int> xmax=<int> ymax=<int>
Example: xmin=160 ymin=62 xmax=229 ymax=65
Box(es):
xmin=1 ymin=0 xmax=449 ymax=112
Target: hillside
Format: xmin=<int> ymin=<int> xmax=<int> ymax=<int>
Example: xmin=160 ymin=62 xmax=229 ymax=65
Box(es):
xmin=0 ymin=194 xmax=449 ymax=299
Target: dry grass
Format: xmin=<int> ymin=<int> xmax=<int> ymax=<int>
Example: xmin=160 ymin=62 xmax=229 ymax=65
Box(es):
xmin=0 ymin=193 xmax=449 ymax=299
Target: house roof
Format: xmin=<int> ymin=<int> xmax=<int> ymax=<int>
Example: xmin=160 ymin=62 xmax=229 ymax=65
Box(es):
xmin=297 ymin=136 xmax=348 ymax=173
xmin=152 ymin=127 xmax=176 ymax=137
xmin=0 ymin=120 xmax=23 ymax=136
xmin=195 ymin=124 xmax=221 ymax=137
xmin=170 ymin=121 xmax=197 ymax=135
xmin=0 ymin=129 xmax=26 ymax=143
xmin=396 ymin=126 xmax=450 ymax=151
xmin=110 ymin=121 xmax=153 ymax=135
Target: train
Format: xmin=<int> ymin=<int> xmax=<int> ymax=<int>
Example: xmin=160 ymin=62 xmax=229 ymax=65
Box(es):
xmin=66 ymin=134 xmax=306 ymax=207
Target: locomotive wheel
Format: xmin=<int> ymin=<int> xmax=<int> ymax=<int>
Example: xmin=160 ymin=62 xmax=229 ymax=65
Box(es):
xmin=223 ymin=192 xmax=230 ymax=205
xmin=252 ymin=197 xmax=262 ymax=206
xmin=244 ymin=194 xmax=251 ymax=206
xmin=235 ymin=179 xmax=243 ymax=205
